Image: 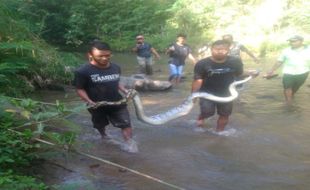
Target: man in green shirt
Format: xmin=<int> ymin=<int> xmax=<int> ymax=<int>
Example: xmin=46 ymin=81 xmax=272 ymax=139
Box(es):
xmin=266 ymin=35 xmax=310 ymax=105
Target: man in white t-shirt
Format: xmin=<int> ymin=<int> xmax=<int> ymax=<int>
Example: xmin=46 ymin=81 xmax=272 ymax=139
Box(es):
xmin=266 ymin=35 xmax=310 ymax=105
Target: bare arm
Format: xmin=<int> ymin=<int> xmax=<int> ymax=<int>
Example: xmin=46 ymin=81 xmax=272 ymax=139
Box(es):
xmin=166 ymin=46 xmax=174 ymax=55
xmin=266 ymin=61 xmax=283 ymax=75
xmin=76 ymin=89 xmax=96 ymax=106
xmin=132 ymin=43 xmax=143 ymax=52
xmin=243 ymin=47 xmax=259 ymax=63
xmin=118 ymin=83 xmax=129 ymax=94
xmin=188 ymin=53 xmax=197 ymax=64
xmin=242 ymin=69 xmax=260 ymax=78
xmin=191 ymin=79 xmax=203 ymax=93
xmin=132 ymin=46 xmax=138 ymax=52
xmin=151 ymin=47 xmax=161 ymax=59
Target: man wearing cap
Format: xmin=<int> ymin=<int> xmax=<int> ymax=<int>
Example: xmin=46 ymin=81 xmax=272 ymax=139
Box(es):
xmin=132 ymin=35 xmax=160 ymax=75
xmin=265 ymin=35 xmax=310 ymax=105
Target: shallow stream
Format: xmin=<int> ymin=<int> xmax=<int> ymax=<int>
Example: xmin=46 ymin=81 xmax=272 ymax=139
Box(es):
xmin=34 ymin=53 xmax=310 ymax=190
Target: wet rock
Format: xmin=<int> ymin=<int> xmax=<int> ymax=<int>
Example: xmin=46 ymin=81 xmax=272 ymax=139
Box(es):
xmin=120 ymin=74 xmax=172 ymax=91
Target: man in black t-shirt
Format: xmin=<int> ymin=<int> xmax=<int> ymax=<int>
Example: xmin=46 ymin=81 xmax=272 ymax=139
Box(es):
xmin=166 ymin=34 xmax=196 ymax=85
xmin=74 ymin=40 xmax=137 ymax=152
xmin=191 ymin=40 xmax=244 ymax=132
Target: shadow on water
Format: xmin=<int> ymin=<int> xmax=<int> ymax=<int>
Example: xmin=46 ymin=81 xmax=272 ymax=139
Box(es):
xmin=35 ymin=54 xmax=310 ymax=190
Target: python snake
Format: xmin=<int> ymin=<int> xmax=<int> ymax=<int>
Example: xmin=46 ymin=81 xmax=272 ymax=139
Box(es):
xmin=91 ymin=76 xmax=252 ymax=125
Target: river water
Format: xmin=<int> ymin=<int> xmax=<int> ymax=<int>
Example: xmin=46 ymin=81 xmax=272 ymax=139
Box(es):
xmin=35 ymin=53 xmax=310 ymax=190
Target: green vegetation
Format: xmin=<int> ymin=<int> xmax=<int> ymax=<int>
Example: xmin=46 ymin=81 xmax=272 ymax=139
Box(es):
xmin=0 ymin=1 xmax=81 ymax=96
xmin=0 ymin=97 xmax=45 ymax=189
xmin=0 ymin=96 xmax=84 ymax=189
xmin=0 ymin=0 xmax=309 ymax=188
xmin=6 ymin=0 xmax=308 ymax=52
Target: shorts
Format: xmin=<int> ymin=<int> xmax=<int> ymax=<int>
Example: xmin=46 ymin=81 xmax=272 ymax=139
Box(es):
xmin=282 ymin=72 xmax=309 ymax=93
xmin=169 ymin=63 xmax=184 ymax=79
xmin=199 ymin=99 xmax=233 ymax=119
xmin=88 ymin=105 xmax=131 ymax=130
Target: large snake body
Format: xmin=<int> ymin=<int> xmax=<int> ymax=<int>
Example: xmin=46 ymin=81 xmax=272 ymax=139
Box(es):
xmin=131 ymin=76 xmax=252 ymax=125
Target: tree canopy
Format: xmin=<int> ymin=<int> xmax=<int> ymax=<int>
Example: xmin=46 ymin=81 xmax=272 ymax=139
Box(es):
xmin=0 ymin=0 xmax=309 ymax=95
xmin=2 ymin=0 xmax=309 ymax=51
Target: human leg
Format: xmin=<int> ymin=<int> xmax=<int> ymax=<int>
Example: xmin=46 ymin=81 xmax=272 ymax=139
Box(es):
xmin=284 ymin=88 xmax=293 ymax=105
xmin=88 ymin=107 xmax=109 ymax=138
xmin=137 ymin=56 xmax=146 ymax=74
xmin=108 ymin=106 xmax=138 ymax=152
xmin=216 ymin=115 xmax=229 ymax=132
xmin=175 ymin=65 xmax=184 ymax=84
xmin=282 ymin=74 xmax=295 ymax=105
xmin=108 ymin=105 xmax=133 ymax=141
xmin=196 ymin=99 xmax=215 ymax=131
xmin=216 ymin=102 xmax=233 ymax=132
xmin=145 ymin=57 xmax=153 ymax=75
xmin=121 ymin=126 xmax=137 ymax=153
xmin=169 ymin=63 xmax=177 ymax=84
xmin=194 ymin=115 xmax=208 ymax=132
xmin=121 ymin=127 xmax=132 ymax=141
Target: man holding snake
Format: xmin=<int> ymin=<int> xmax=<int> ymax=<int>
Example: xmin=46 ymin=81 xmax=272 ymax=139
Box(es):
xmin=74 ymin=40 xmax=137 ymax=152
xmin=192 ymin=40 xmax=258 ymax=132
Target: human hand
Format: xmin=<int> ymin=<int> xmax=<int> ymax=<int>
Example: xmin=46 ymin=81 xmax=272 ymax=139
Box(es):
xmin=247 ymin=69 xmax=260 ymax=78
xmin=263 ymin=71 xmax=278 ymax=79
xmin=125 ymin=89 xmax=137 ymax=99
xmin=136 ymin=43 xmax=142 ymax=48
xmin=87 ymin=100 xmax=97 ymax=109
xmin=265 ymin=70 xmax=275 ymax=77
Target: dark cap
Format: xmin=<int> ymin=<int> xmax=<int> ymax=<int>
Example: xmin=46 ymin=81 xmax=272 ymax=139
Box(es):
xmin=288 ymin=35 xmax=303 ymax=42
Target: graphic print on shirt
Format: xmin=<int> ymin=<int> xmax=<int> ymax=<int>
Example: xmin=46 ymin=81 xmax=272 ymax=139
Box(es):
xmin=207 ymin=68 xmax=233 ymax=77
xmin=90 ymin=74 xmax=120 ymax=83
